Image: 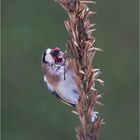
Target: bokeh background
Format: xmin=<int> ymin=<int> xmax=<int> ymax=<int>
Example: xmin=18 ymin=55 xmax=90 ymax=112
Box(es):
xmin=2 ymin=0 xmax=139 ymax=140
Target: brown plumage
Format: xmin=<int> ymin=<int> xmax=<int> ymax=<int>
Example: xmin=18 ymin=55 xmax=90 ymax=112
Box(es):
xmin=41 ymin=48 xmax=79 ymax=106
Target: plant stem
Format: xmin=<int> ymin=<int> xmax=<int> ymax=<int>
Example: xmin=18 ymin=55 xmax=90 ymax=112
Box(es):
xmin=55 ymin=0 xmax=104 ymax=139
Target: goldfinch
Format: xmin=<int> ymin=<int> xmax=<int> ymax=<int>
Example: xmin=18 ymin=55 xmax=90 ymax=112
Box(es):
xmin=41 ymin=47 xmax=99 ymax=122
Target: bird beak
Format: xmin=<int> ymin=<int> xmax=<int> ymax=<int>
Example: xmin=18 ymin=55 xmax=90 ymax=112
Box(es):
xmin=58 ymin=52 xmax=64 ymax=58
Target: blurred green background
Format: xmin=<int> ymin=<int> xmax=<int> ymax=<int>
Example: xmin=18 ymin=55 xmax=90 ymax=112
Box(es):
xmin=2 ymin=0 xmax=139 ymax=140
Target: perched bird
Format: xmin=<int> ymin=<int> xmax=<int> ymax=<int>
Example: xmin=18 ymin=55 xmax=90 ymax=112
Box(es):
xmin=41 ymin=47 xmax=99 ymax=122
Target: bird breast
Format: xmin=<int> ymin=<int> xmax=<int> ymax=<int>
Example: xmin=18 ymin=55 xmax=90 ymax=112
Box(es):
xmin=43 ymin=62 xmax=79 ymax=105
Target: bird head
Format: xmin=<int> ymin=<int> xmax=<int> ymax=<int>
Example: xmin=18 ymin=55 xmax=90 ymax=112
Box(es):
xmin=42 ymin=47 xmax=64 ymax=64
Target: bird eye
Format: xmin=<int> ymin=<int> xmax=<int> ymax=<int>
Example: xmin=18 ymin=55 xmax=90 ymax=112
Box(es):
xmin=51 ymin=50 xmax=60 ymax=57
xmin=50 ymin=48 xmax=63 ymax=62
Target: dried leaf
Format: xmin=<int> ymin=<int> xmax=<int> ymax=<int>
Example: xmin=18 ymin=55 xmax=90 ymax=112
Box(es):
xmin=79 ymin=69 xmax=85 ymax=75
xmin=87 ymin=29 xmax=96 ymax=34
xmin=93 ymin=68 xmax=100 ymax=72
xmin=72 ymin=110 xmax=79 ymax=115
xmin=96 ymin=79 xmax=104 ymax=86
xmin=80 ymin=1 xmax=96 ymax=4
xmin=88 ymin=47 xmax=103 ymax=52
xmin=96 ymin=101 xmax=104 ymax=106
xmin=93 ymin=71 xmax=102 ymax=79
xmin=96 ymin=94 xmax=103 ymax=100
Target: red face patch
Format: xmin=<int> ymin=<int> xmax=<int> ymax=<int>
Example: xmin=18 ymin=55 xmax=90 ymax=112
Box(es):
xmin=51 ymin=47 xmax=61 ymax=53
xmin=50 ymin=48 xmax=63 ymax=62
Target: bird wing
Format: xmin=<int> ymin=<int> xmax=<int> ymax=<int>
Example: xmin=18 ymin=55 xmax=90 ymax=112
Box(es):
xmin=42 ymin=62 xmax=80 ymax=106
xmin=53 ymin=70 xmax=79 ymax=105
xmin=44 ymin=75 xmax=77 ymax=106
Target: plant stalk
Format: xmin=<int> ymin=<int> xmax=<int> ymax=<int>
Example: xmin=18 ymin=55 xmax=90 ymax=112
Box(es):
xmin=55 ymin=0 xmax=104 ymax=139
